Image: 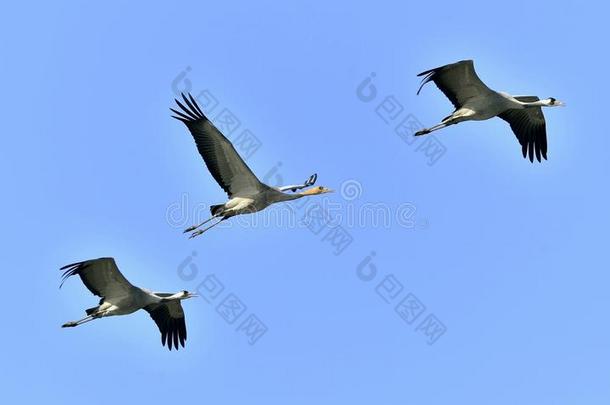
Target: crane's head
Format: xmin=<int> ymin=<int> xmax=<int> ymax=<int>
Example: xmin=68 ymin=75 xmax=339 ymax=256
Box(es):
xmin=300 ymin=186 xmax=334 ymax=196
xmin=181 ymin=290 xmax=198 ymax=299
xmin=545 ymin=97 xmax=565 ymax=107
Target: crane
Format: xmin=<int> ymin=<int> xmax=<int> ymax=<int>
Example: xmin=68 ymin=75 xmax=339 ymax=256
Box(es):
xmin=171 ymin=93 xmax=333 ymax=238
xmin=60 ymin=257 xmax=197 ymax=351
xmin=415 ymin=60 xmax=565 ymax=162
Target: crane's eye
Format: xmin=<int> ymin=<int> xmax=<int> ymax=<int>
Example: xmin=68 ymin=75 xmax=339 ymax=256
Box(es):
xmin=318 ymin=186 xmax=323 ymax=190
xmin=183 ymin=290 xmax=188 ymax=294
xmin=549 ymin=97 xmax=556 ymax=104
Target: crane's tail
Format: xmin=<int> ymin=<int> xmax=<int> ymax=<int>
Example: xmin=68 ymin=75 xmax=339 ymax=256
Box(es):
xmin=210 ymin=204 xmax=225 ymax=216
xmin=85 ymin=306 xmax=98 ymax=316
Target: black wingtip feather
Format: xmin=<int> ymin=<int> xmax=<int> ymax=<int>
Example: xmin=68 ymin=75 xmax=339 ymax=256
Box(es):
xmin=535 ymin=145 xmax=542 ymax=162
xmin=170 ymin=93 xmax=206 ymax=125
xmin=188 ymin=93 xmax=204 ymax=116
xmin=173 ymin=322 xmax=179 ymax=350
xmin=170 ymin=108 xmax=193 ymax=121
xmin=416 ymin=71 xmax=434 ymax=95
xmin=174 ymin=98 xmax=198 ymax=120
xmin=417 ymin=68 xmax=435 ymax=77
xmin=171 ymin=115 xmax=189 ymax=123
xmin=60 ymin=260 xmax=85 ymax=270
xmin=59 ymin=261 xmax=86 ymax=288
xmin=181 ymin=93 xmax=200 ymax=118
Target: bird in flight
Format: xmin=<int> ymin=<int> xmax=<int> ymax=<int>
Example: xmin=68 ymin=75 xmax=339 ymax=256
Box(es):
xmin=171 ymin=93 xmax=333 ymax=238
xmin=60 ymin=257 xmax=197 ymax=351
xmin=415 ymin=60 xmax=565 ymax=162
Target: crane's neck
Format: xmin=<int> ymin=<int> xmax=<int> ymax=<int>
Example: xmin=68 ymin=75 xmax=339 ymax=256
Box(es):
xmin=276 ymin=188 xmax=329 ymax=202
xmin=275 ymin=192 xmax=304 ymax=202
xmin=156 ymin=292 xmax=185 ymax=302
xmin=518 ymin=98 xmax=554 ymax=108
xmin=281 ymin=190 xmax=326 ymax=201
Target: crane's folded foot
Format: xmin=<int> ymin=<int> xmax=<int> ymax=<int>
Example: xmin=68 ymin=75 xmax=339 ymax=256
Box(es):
xmin=188 ymin=230 xmax=204 ymax=239
xmin=62 ymin=321 xmax=77 ymax=328
xmin=414 ymin=128 xmax=431 ymax=136
xmin=183 ymin=225 xmax=198 ymax=233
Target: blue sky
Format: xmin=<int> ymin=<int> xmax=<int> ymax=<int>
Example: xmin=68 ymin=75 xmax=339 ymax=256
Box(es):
xmin=1 ymin=1 xmax=609 ymax=403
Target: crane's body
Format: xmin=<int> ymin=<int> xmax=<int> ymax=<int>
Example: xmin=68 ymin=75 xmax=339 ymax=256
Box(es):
xmin=60 ymin=258 xmax=196 ymax=351
xmin=171 ymin=93 xmax=332 ymax=237
xmin=450 ymin=91 xmax=556 ymax=121
xmin=452 ymin=93 xmax=510 ymax=121
xmin=415 ymin=60 xmax=564 ymax=162
xmin=212 ymin=186 xmax=320 ymax=215
xmin=76 ymin=287 xmax=161 ymax=318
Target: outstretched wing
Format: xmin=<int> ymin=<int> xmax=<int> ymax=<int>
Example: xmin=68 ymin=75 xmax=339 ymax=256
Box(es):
xmin=498 ymin=96 xmax=547 ymax=162
xmin=171 ymin=93 xmax=266 ymax=198
xmin=277 ymin=173 xmax=317 ymax=192
xmin=60 ymin=258 xmax=135 ymax=299
xmin=145 ymin=300 xmax=187 ymax=351
xmin=417 ymin=60 xmax=494 ymax=109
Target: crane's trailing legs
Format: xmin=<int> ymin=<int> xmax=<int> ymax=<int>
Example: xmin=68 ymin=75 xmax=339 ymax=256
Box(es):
xmin=62 ymin=316 xmax=94 ymax=328
xmin=415 ymin=122 xmax=450 ymax=136
xmin=189 ymin=217 xmax=228 ymax=239
xmin=183 ymin=214 xmax=220 ymax=233
xmin=62 ymin=310 xmax=108 ymax=328
xmin=415 ymin=112 xmax=466 ymax=136
xmin=415 ymin=92 xmax=481 ymax=136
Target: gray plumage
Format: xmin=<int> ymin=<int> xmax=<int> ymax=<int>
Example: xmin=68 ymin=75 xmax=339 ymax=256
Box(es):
xmin=171 ymin=93 xmax=332 ymax=237
xmin=415 ymin=60 xmax=564 ymax=162
xmin=60 ymin=257 xmax=196 ymax=351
